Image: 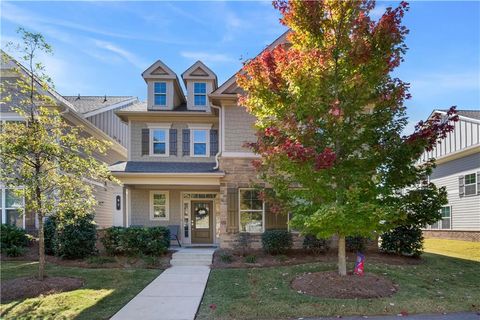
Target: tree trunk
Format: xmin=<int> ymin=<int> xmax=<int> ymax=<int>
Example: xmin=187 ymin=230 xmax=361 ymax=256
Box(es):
xmin=338 ymin=234 xmax=347 ymax=276
xmin=38 ymin=214 xmax=45 ymax=280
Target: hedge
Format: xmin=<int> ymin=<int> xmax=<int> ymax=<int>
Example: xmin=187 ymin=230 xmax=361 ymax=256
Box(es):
xmin=0 ymin=224 xmax=29 ymax=257
xmin=101 ymin=226 xmax=170 ymax=256
xmin=380 ymin=226 xmax=424 ymax=257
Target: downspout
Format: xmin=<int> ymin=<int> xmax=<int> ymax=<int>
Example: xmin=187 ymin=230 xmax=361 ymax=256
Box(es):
xmin=210 ymin=104 xmax=222 ymax=169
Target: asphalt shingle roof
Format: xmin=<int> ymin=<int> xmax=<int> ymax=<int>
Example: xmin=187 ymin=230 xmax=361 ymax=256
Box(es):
xmin=109 ymin=161 xmax=221 ymax=173
xmin=456 ymin=110 xmax=480 ymax=120
xmin=118 ymin=101 xmax=205 ymax=113
xmin=63 ymin=95 xmax=137 ymax=114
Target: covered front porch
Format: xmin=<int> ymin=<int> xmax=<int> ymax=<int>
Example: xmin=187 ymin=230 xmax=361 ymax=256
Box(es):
xmin=125 ymin=185 xmax=221 ymax=246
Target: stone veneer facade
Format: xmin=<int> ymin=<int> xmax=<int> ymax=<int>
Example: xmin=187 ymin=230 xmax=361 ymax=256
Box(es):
xmin=217 ymin=157 xmax=303 ymax=249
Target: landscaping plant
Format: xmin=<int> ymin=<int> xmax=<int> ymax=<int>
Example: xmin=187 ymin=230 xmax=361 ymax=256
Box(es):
xmin=237 ymin=0 xmax=455 ymax=275
xmin=0 ymin=28 xmax=115 ymax=279
xmin=303 ymin=235 xmax=330 ymax=254
xmin=346 ymin=236 xmax=367 ymax=253
xmin=0 ymin=224 xmax=29 ymax=256
xmin=101 ymin=226 xmax=170 ymax=256
xmin=261 ymin=230 xmax=293 ymax=254
xmin=380 ymin=225 xmax=423 ymax=257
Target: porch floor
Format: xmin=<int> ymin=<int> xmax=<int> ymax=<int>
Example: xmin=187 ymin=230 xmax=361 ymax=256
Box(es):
xmin=110 ymin=248 xmax=215 ymax=320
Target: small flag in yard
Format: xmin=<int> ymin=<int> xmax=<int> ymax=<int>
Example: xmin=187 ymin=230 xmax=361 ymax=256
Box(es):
xmin=354 ymin=252 xmax=365 ymax=276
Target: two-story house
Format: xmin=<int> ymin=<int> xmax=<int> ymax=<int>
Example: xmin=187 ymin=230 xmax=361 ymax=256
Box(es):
xmin=421 ymin=110 xmax=480 ymax=241
xmin=0 ymin=53 xmax=128 ymax=231
xmin=111 ymin=33 xmax=291 ymax=247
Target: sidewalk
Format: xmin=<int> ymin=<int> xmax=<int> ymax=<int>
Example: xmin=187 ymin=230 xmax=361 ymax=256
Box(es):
xmin=110 ymin=248 xmax=215 ymax=320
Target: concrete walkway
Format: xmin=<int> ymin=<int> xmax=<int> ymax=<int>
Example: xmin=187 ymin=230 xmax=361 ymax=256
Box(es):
xmin=111 ymin=248 xmax=215 ymax=320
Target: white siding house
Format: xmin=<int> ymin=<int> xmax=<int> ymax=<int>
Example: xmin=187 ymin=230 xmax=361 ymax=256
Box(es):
xmin=421 ymin=110 xmax=480 ymax=241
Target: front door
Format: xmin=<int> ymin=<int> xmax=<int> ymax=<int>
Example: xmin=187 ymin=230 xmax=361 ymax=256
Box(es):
xmin=191 ymin=200 xmax=213 ymax=244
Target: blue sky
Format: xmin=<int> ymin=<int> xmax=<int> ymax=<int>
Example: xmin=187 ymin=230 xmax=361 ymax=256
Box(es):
xmin=1 ymin=1 xmax=479 ymax=133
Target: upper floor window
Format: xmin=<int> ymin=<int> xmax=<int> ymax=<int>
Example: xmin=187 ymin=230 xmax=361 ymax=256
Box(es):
xmin=154 ymin=82 xmax=167 ymax=106
xmin=464 ymin=173 xmax=477 ymax=196
xmin=193 ymin=82 xmax=207 ymax=107
xmin=191 ymin=129 xmax=208 ymax=156
xmin=150 ymin=128 xmax=169 ymax=156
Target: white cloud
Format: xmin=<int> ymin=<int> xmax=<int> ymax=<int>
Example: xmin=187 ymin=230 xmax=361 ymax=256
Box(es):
xmin=93 ymin=40 xmax=147 ymax=70
xmin=180 ymin=51 xmax=236 ymax=64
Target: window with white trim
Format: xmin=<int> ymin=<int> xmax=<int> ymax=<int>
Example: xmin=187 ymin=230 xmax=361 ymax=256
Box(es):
xmin=150 ymin=191 xmax=169 ymax=220
xmin=464 ymin=173 xmax=477 ymax=196
xmin=429 ymin=206 xmax=451 ymax=230
xmin=150 ymin=129 xmax=169 ymax=156
xmin=1 ymin=188 xmax=25 ymax=228
xmin=239 ymin=189 xmax=264 ymax=233
xmin=154 ymin=82 xmax=167 ymax=106
xmin=191 ymin=129 xmax=209 ymax=156
xmin=193 ymin=82 xmax=207 ymax=107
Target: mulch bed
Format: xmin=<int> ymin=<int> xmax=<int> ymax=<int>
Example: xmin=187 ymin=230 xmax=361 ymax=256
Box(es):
xmin=1 ymin=245 xmax=173 ymax=269
xmin=213 ymin=249 xmax=421 ymax=269
xmin=1 ymin=276 xmax=84 ymax=302
xmin=291 ymin=271 xmax=398 ymax=299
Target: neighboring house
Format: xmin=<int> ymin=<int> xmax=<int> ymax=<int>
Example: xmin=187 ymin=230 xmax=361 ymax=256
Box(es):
xmin=0 ymin=53 xmax=127 ymax=231
xmin=111 ymin=33 xmax=292 ymax=248
xmin=421 ymin=110 xmax=480 ymax=241
xmin=64 ymin=95 xmax=138 ymax=148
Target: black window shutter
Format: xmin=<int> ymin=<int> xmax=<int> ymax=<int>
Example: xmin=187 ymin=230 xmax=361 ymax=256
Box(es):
xmin=141 ymin=128 xmax=150 ymax=155
xmin=459 ymin=175 xmax=464 ymax=197
xmin=210 ymin=129 xmax=218 ymax=156
xmin=477 ymin=172 xmax=480 ymax=195
xmin=182 ymin=129 xmax=190 ymax=156
xmin=169 ymin=129 xmax=177 ymax=156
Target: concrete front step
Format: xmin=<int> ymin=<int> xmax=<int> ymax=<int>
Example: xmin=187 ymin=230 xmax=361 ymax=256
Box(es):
xmin=171 ymin=254 xmax=213 ymax=260
xmin=170 ymin=259 xmax=212 ymax=266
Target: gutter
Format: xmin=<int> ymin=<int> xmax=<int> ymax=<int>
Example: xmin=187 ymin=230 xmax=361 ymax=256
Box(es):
xmin=111 ymin=172 xmax=225 ymax=178
xmin=210 ymin=103 xmax=222 ymax=169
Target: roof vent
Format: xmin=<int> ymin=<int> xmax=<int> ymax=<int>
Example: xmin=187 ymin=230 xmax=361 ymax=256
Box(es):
xmin=76 ymin=94 xmax=80 ymax=100
xmin=103 ymin=95 xmax=107 ymax=103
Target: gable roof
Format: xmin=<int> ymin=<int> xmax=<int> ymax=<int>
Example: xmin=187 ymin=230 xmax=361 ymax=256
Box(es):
xmin=0 ymin=51 xmax=127 ymax=159
xmin=63 ymin=95 xmax=137 ymax=116
xmin=141 ymin=59 xmax=186 ymax=104
xmin=181 ymin=60 xmax=218 ymax=88
xmin=211 ymin=30 xmax=290 ymax=99
xmin=433 ymin=109 xmax=480 ymax=122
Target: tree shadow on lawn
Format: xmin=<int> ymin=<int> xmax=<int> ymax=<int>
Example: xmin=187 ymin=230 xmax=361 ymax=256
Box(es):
xmin=197 ymin=254 xmax=480 ymax=320
xmin=0 ymin=261 xmax=161 ymax=320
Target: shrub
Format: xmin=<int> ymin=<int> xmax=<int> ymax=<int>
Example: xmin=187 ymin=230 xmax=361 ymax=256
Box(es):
xmin=5 ymin=245 xmax=26 ymax=257
xmin=219 ymin=252 xmax=233 ymax=263
xmin=244 ymin=254 xmax=257 ymax=263
xmin=276 ymin=254 xmax=288 ymax=263
xmin=44 ymin=216 xmax=57 ymax=255
xmin=346 ymin=236 xmax=367 ymax=252
xmin=53 ymin=212 xmax=97 ymax=259
xmin=303 ymin=235 xmax=330 ymax=254
xmin=380 ymin=226 xmax=424 ymax=257
xmin=261 ymin=230 xmax=293 ymax=254
xmin=1 ymin=224 xmax=28 ymax=254
xmin=101 ymin=226 xmax=170 ymax=256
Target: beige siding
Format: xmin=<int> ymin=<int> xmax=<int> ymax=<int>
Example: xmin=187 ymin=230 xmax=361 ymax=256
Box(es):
xmin=223 ymin=105 xmax=257 ymax=152
xmin=430 ymin=153 xmax=480 ymax=231
xmin=87 ymin=109 xmax=128 ymax=148
xmin=129 ymin=121 xmax=218 ymax=162
xmin=93 ymin=183 xmax=123 ymax=228
xmin=129 ymin=188 xmax=183 ymax=227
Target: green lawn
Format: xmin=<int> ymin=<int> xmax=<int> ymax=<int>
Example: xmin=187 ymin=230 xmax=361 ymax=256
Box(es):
xmin=0 ymin=261 xmax=161 ymax=320
xmin=423 ymin=238 xmax=480 ymax=262
xmin=197 ymin=254 xmax=480 ymax=319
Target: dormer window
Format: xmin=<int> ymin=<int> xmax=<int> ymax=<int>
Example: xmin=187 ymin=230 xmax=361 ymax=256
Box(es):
xmin=154 ymin=82 xmax=167 ymax=106
xmin=193 ymin=82 xmax=207 ymax=107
